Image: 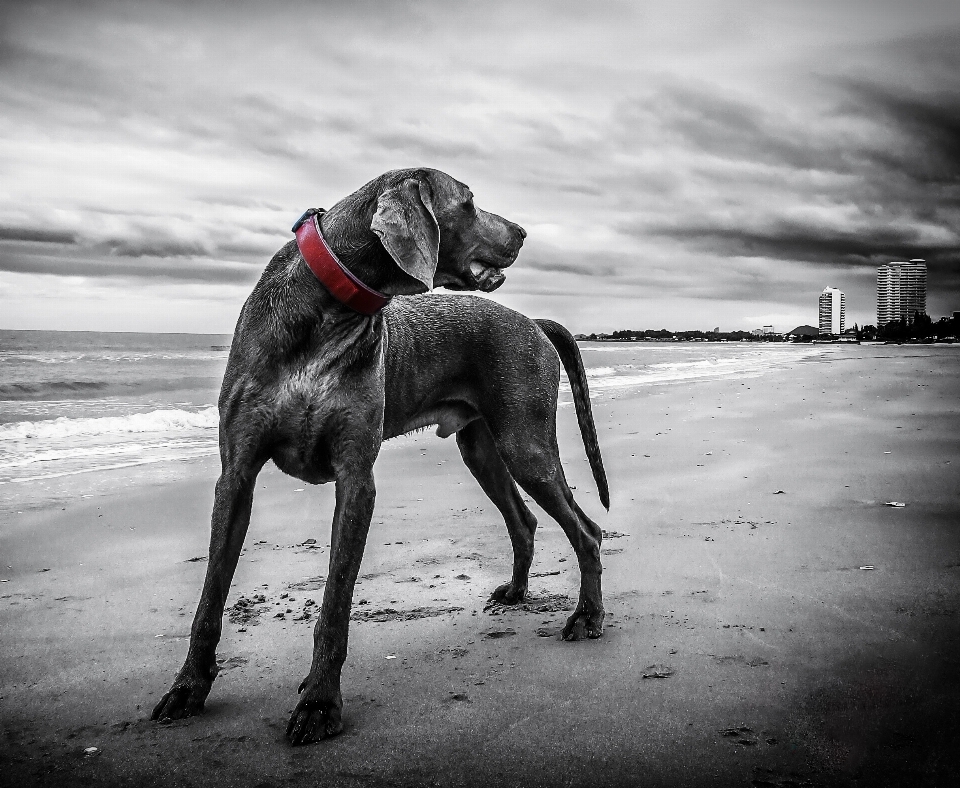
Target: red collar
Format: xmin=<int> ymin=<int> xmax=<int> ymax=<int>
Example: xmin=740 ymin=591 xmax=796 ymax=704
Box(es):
xmin=293 ymin=211 xmax=391 ymax=315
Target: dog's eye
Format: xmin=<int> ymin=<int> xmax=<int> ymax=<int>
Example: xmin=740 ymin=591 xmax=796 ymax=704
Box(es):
xmin=462 ymin=196 xmax=475 ymax=211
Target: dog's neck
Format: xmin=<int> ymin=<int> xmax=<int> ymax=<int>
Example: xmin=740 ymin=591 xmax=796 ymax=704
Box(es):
xmin=317 ymin=203 xmax=396 ymax=296
xmin=295 ymin=212 xmax=391 ymax=316
xmin=289 ymin=188 xmax=426 ymax=326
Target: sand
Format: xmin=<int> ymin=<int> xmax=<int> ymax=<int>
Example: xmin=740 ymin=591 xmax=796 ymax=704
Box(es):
xmin=1 ymin=345 xmax=959 ymax=787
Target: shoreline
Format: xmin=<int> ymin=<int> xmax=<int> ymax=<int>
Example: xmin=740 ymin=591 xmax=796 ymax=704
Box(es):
xmin=1 ymin=347 xmax=959 ymax=786
xmin=1 ymin=340 xmax=830 ymax=511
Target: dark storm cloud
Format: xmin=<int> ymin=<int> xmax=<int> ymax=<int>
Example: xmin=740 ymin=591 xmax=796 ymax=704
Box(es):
xmin=619 ymin=70 xmax=960 ymax=188
xmin=628 ymin=61 xmax=960 ymax=283
xmin=0 ymin=18 xmax=334 ymax=165
xmin=0 ymin=219 xmax=278 ymax=282
xmin=654 ymin=220 xmax=958 ymax=266
xmin=0 ymin=245 xmax=261 ymax=283
xmin=2 ymin=239 xmax=282 ymax=278
xmin=614 ymin=85 xmax=829 ymax=174
xmin=837 ymin=80 xmax=960 ymax=185
xmin=0 ymin=227 xmax=77 ymax=244
xmin=99 ymin=238 xmax=210 ymax=259
xmin=518 ymin=249 xmax=622 ymax=278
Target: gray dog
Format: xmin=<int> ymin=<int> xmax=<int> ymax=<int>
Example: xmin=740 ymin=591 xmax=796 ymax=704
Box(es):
xmin=152 ymin=168 xmax=609 ymax=745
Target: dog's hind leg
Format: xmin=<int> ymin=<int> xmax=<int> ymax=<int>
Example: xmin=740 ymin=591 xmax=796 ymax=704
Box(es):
xmin=152 ymin=446 xmax=265 ymax=721
xmin=494 ymin=431 xmax=604 ymax=641
xmin=456 ymin=419 xmax=538 ymax=605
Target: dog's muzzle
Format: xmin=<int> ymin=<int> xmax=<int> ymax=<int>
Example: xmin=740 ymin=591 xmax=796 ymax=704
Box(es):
xmin=470 ymin=261 xmax=507 ymax=292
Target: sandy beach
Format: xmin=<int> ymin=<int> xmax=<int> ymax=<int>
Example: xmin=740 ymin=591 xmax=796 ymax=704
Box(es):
xmin=2 ymin=344 xmax=959 ymax=787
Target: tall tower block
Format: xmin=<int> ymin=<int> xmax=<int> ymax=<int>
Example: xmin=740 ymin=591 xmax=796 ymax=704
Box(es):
xmin=819 ymin=287 xmax=845 ymax=335
xmin=877 ymin=260 xmax=927 ymax=326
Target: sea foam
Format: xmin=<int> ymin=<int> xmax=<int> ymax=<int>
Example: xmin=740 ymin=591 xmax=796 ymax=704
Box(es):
xmin=0 ymin=406 xmax=219 ymax=441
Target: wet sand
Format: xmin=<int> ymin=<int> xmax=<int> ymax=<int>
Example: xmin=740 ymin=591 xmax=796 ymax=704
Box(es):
xmin=2 ymin=345 xmax=959 ymax=787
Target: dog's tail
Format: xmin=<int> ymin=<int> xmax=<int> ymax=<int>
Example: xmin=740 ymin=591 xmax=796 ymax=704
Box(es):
xmin=535 ymin=319 xmax=610 ymax=510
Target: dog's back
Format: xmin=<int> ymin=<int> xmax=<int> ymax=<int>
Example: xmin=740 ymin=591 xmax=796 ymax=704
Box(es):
xmin=382 ymin=294 xmax=559 ymax=437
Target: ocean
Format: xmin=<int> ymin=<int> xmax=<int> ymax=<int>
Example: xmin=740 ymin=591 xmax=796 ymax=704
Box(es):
xmin=0 ymin=329 xmax=834 ymax=514
xmin=0 ymin=330 xmax=229 ymax=514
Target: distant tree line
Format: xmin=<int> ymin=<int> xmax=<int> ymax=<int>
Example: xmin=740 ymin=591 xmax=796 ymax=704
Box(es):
xmin=580 ymin=313 xmax=958 ymax=343
xmin=872 ymin=312 xmax=959 ymax=342
xmin=582 ymin=329 xmax=780 ymax=342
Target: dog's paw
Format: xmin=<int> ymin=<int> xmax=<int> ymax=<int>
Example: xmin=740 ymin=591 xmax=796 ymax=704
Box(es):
xmin=486 ymin=581 xmax=527 ymax=606
xmin=286 ymin=685 xmax=343 ymax=746
xmin=561 ymin=606 xmax=604 ymax=641
xmin=150 ymin=683 xmax=209 ymax=722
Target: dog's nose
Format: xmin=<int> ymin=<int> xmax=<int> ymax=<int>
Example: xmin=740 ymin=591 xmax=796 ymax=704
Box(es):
xmin=515 ymin=224 xmax=527 ymax=241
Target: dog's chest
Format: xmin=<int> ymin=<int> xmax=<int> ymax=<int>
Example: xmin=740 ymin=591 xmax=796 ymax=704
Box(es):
xmin=266 ymin=358 xmax=383 ymax=484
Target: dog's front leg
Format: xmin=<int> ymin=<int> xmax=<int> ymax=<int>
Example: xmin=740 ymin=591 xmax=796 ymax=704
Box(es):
xmin=287 ymin=466 xmax=376 ymax=745
xmin=152 ymin=463 xmax=261 ymax=721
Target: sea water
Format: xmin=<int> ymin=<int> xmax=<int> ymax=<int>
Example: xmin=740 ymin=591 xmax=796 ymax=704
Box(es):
xmin=0 ymin=329 xmax=832 ymax=514
xmin=0 ymin=330 xmax=229 ymax=513
xmin=573 ymin=341 xmax=833 ymax=393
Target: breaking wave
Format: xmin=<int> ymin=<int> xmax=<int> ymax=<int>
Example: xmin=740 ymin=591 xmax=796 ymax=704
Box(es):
xmin=0 ymin=376 xmax=221 ymax=401
xmin=0 ymin=406 xmax=219 ymax=441
xmin=0 ymin=407 xmax=220 ymax=484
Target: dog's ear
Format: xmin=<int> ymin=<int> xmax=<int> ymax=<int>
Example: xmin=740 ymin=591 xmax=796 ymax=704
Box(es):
xmin=371 ymin=178 xmax=439 ymax=292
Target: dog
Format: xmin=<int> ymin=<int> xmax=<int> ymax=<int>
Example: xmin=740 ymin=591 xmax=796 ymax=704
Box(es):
xmin=151 ymin=168 xmax=609 ymax=745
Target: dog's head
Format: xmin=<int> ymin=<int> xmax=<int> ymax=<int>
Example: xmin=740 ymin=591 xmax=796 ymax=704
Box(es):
xmin=359 ymin=168 xmax=525 ymax=295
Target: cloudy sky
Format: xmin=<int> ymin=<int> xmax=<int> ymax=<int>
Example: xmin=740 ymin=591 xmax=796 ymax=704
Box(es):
xmin=1 ymin=0 xmax=959 ymax=334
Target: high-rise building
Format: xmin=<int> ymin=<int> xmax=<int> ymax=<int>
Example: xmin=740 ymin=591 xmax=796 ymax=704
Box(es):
xmin=877 ymin=260 xmax=927 ymax=326
xmin=819 ymin=287 xmax=845 ymax=335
